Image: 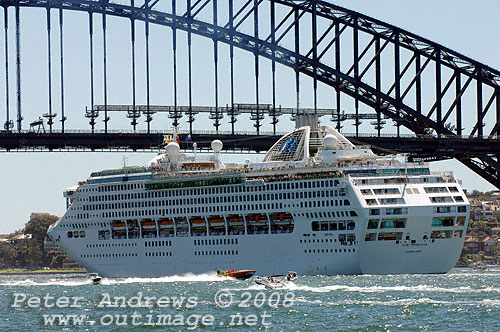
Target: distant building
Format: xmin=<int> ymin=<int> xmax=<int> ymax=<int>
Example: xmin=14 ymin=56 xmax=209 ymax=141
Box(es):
xmin=464 ymin=236 xmax=481 ymax=254
xmin=30 ymin=212 xmax=52 ymax=220
xmin=8 ymin=233 xmax=32 ymax=245
xmin=481 ymin=236 xmax=498 ymax=256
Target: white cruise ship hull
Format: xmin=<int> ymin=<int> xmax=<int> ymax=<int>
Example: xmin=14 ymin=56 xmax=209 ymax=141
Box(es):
xmin=47 ymin=124 xmax=470 ymax=277
xmin=48 ymin=174 xmax=469 ymax=277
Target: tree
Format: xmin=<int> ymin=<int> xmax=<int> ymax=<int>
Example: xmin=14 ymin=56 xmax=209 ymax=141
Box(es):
xmin=24 ymin=214 xmax=59 ymax=244
xmin=0 ymin=213 xmax=61 ymax=269
xmin=50 ymin=255 xmax=65 ymax=269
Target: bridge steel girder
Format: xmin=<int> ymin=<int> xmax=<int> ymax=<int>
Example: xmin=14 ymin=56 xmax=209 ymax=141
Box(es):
xmin=2 ymin=132 xmax=500 ymax=159
xmin=2 ymin=0 xmax=500 ymax=187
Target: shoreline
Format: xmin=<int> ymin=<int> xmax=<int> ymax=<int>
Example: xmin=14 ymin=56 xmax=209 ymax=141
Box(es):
xmin=0 ymin=268 xmax=86 ymax=275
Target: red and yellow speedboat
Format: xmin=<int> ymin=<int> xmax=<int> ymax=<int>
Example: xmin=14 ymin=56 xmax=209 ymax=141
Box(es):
xmin=217 ymin=269 xmax=256 ymax=280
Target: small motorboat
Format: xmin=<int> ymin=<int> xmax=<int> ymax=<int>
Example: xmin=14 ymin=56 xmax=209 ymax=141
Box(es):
xmin=217 ymin=269 xmax=256 ymax=280
xmin=88 ymin=273 xmax=102 ymax=285
xmin=255 ymin=276 xmax=287 ymax=290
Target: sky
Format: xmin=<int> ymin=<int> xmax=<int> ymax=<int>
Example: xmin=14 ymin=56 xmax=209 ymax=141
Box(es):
xmin=1 ymin=0 xmax=500 ymax=233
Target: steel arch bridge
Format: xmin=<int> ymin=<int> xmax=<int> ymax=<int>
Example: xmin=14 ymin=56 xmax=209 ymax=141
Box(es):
xmin=1 ymin=0 xmax=500 ymax=187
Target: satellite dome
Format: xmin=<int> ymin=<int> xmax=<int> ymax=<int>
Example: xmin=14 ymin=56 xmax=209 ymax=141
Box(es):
xmin=166 ymin=142 xmax=180 ymax=156
xmin=211 ymin=140 xmax=223 ymax=153
xmin=323 ymin=134 xmax=338 ymax=150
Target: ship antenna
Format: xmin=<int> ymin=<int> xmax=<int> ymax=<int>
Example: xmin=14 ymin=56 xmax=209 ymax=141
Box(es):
xmin=193 ymin=142 xmax=198 ymax=162
xmin=122 ymin=156 xmax=128 ymax=168
xmin=402 ymin=153 xmax=408 ymax=198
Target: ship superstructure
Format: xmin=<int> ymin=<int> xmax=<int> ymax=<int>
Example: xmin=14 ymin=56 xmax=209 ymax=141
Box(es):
xmin=47 ymin=123 xmax=469 ymax=277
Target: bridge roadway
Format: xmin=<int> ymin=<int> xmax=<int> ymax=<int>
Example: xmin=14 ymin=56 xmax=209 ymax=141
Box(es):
xmin=1 ymin=131 xmax=499 ymax=162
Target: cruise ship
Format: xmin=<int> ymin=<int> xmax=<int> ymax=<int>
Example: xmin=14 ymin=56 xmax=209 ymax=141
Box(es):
xmin=47 ymin=118 xmax=470 ymax=277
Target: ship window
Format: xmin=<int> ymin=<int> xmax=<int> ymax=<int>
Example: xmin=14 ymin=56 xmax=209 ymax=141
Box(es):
xmin=368 ymin=220 xmax=378 ymax=229
xmin=431 ymin=230 xmax=452 ymax=239
xmin=386 ymin=208 xmax=408 ymax=215
xmin=378 ymin=232 xmax=403 ymax=241
xmin=430 ymin=196 xmax=454 ymax=203
xmin=436 ymin=206 xmax=452 ymax=213
xmin=456 ymin=216 xmax=466 ymax=226
xmin=424 ymin=187 xmax=448 ymax=193
xmin=458 ymin=206 xmax=467 ymax=213
xmin=453 ymin=230 xmax=463 ymax=238
xmin=373 ymin=188 xmax=400 ymax=195
xmin=312 ymin=221 xmax=319 ymax=231
xmin=365 ymin=233 xmax=376 ymax=241
xmin=432 ymin=217 xmax=454 ymax=227
xmin=369 ymin=209 xmax=380 ymax=215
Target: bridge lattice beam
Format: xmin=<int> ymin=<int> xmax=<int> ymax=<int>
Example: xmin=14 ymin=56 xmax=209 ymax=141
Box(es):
xmin=2 ymin=0 xmax=500 ymax=187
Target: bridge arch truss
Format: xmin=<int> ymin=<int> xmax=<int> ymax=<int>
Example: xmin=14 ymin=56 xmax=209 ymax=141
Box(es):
xmin=2 ymin=0 xmax=500 ymax=187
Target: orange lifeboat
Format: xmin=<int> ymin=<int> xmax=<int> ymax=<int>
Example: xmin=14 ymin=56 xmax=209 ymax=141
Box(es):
xmin=228 ymin=215 xmax=244 ymax=225
xmin=159 ymin=218 xmax=174 ymax=228
xmin=142 ymin=219 xmax=157 ymax=229
xmin=247 ymin=214 xmax=267 ymax=224
xmin=271 ymin=212 xmax=293 ymax=224
xmin=191 ymin=216 xmax=206 ymax=227
xmin=209 ymin=216 xmax=225 ymax=226
xmin=112 ymin=220 xmax=126 ymax=229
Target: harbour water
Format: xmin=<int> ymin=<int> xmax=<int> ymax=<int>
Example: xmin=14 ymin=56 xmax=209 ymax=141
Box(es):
xmin=1 ymin=268 xmax=500 ymax=331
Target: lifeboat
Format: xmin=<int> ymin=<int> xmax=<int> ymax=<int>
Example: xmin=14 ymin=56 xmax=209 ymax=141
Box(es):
xmin=247 ymin=214 xmax=267 ymax=224
xmin=209 ymin=216 xmax=225 ymax=227
xmin=190 ymin=216 xmax=206 ymax=227
xmin=142 ymin=219 xmax=157 ymax=229
xmin=228 ymin=215 xmax=244 ymax=225
xmin=112 ymin=220 xmax=126 ymax=229
xmin=159 ymin=218 xmax=174 ymax=228
xmin=271 ymin=212 xmax=293 ymax=224
xmin=217 ymin=269 xmax=256 ymax=280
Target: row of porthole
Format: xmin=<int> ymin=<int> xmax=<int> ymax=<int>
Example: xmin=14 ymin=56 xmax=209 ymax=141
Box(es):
xmin=194 ymin=250 xmax=239 ymax=256
xmin=81 ymin=253 xmax=138 ymax=258
xmin=145 ymin=252 xmax=172 ymax=257
xmin=304 ymin=248 xmax=354 ymax=254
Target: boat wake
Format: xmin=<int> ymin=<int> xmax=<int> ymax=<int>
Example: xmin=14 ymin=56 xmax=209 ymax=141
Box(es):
xmin=0 ymin=278 xmax=90 ymax=287
xmin=295 ymin=297 xmax=500 ymax=307
xmin=100 ymin=273 xmax=230 ymax=285
xmin=284 ymin=284 xmax=500 ymax=294
xmin=0 ymin=273 xmax=232 ymax=287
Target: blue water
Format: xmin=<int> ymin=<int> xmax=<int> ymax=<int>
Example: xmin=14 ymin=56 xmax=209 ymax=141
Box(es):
xmin=1 ymin=268 xmax=500 ymax=331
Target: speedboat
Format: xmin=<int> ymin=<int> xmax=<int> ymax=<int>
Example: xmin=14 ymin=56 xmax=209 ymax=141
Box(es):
xmin=87 ymin=273 xmax=102 ymax=285
xmin=255 ymin=276 xmax=287 ymax=290
xmin=217 ymin=269 xmax=256 ymax=280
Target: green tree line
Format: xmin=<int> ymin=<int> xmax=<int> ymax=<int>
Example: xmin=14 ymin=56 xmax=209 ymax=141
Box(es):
xmin=0 ymin=214 xmax=65 ymax=269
